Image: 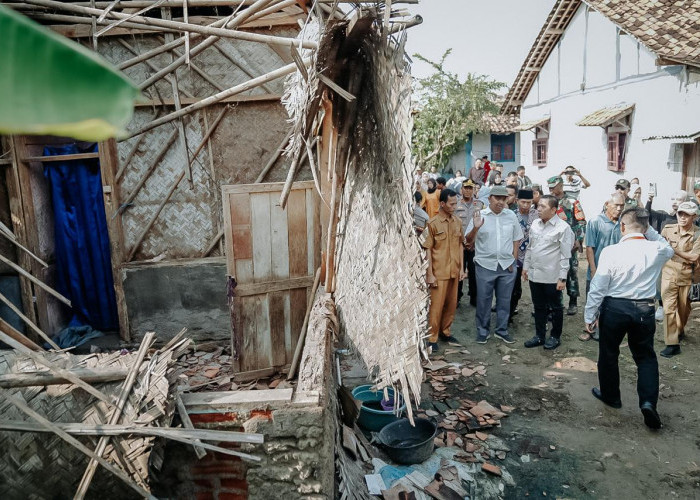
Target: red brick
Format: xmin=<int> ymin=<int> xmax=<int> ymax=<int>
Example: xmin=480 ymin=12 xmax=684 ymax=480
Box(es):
xmin=481 ymin=462 xmax=502 ymax=476
xmin=190 ymin=412 xmax=239 ymax=424
xmin=249 ymin=409 xmax=273 ymax=420
xmin=217 ymin=493 xmax=247 ymax=500
xmin=191 ymin=462 xmax=246 ymax=476
xmin=219 ymin=478 xmax=247 ymax=492
xmin=193 ymin=478 xmax=214 ymax=490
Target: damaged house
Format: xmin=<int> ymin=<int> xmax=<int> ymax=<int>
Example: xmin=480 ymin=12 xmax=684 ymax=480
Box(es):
xmin=0 ymin=0 xmax=436 ymax=498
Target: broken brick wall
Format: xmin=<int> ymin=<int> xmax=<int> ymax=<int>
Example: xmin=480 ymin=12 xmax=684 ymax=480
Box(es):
xmin=153 ymin=291 xmax=336 ymax=499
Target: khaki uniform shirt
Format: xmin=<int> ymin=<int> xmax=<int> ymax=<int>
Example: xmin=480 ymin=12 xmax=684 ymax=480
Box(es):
xmin=455 ymin=197 xmax=484 ymax=234
xmin=422 ymin=210 xmax=464 ymax=280
xmin=661 ymin=224 xmax=700 ymax=285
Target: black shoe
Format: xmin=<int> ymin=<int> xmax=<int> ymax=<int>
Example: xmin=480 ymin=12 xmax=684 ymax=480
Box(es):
xmin=524 ymin=336 xmax=545 ymax=348
xmin=495 ymin=333 xmax=515 ymax=344
xmin=428 ymin=342 xmax=439 ymax=354
xmin=640 ymin=402 xmax=662 ymax=429
xmin=591 ymin=387 xmax=621 ymax=409
xmin=544 ymin=336 xmax=561 ymax=350
xmin=476 ymin=335 xmax=489 ymax=344
xmin=566 ymin=305 xmax=578 ymax=316
xmin=439 ymin=333 xmax=460 ymax=345
xmin=660 ymin=345 xmax=681 ymax=358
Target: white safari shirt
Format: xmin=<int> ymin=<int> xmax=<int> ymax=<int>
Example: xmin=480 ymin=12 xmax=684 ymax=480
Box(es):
xmin=467 ymin=208 xmax=523 ymax=271
xmin=523 ymin=215 xmax=574 ymax=284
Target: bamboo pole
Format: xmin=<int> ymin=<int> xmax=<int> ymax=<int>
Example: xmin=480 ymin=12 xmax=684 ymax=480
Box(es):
xmin=9 ymin=0 xmax=417 ymax=8
xmin=0 ymin=367 xmax=128 ymax=388
xmin=0 ymin=420 xmax=263 ymax=444
xmin=201 ymin=229 xmax=224 ymax=257
xmin=74 ymin=331 xmax=156 ymax=500
xmin=0 ymin=253 xmax=72 ymax=307
xmin=125 ymin=59 xmax=307 ymax=139
xmin=0 ymin=317 xmax=41 ymax=351
xmin=0 ymin=291 xmax=60 ymax=350
xmin=175 ymin=391 xmax=206 ymax=458
xmin=287 ymin=267 xmax=321 ymax=380
xmin=0 ymin=330 xmax=113 ymax=404
xmin=136 ymin=0 xmax=278 ymax=91
xmin=1 ymin=393 xmax=157 ymax=500
xmin=0 ymin=221 xmax=49 ymax=268
xmin=20 ymin=0 xmax=316 ymax=49
xmin=21 ymin=12 xmax=179 ymax=34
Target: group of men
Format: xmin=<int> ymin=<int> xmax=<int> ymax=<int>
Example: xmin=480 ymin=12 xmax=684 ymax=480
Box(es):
xmin=418 ymin=164 xmax=700 ymax=429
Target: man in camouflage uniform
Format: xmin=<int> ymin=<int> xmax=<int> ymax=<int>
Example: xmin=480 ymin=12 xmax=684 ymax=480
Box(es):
xmin=455 ymin=179 xmax=484 ymax=306
xmin=548 ymin=175 xmax=586 ymax=315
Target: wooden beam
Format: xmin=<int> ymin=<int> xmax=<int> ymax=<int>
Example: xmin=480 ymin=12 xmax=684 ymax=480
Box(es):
xmin=0 ymin=220 xmax=49 ymax=268
xmin=0 ymin=330 xmax=113 ymax=404
xmin=201 ymin=229 xmax=224 ymax=257
xmin=287 ymin=267 xmax=321 ymax=380
xmin=176 ymin=391 xmax=206 ymax=458
xmin=9 ymin=0 xmax=417 ymax=7
xmin=181 ymin=388 xmax=293 ymax=408
xmin=1 ymin=393 xmax=157 ymax=500
xmin=254 ymin=128 xmax=292 ymax=183
xmin=0 ymin=367 xmax=128 ymax=388
xmin=0 ymin=316 xmax=41 ymax=351
xmin=21 ymin=152 xmax=100 ymax=163
xmin=98 ymin=139 xmax=131 ymax=340
xmin=235 ymin=275 xmax=314 ymax=296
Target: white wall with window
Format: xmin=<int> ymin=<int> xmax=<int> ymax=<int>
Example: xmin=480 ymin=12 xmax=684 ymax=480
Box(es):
xmin=516 ymin=2 xmax=700 ymax=215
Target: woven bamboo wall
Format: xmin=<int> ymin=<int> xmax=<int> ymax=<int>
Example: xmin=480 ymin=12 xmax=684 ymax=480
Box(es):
xmin=92 ymin=29 xmax=299 ymax=261
xmin=333 ymin=34 xmax=428 ymax=409
xmin=0 ymin=342 xmax=185 ymax=498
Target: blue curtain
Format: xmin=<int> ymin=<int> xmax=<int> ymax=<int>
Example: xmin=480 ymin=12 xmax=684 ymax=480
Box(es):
xmin=44 ymin=143 xmax=118 ymax=331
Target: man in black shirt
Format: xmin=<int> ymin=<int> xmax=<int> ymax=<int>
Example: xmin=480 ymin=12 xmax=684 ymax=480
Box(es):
xmin=646 ymin=190 xmax=688 ymax=233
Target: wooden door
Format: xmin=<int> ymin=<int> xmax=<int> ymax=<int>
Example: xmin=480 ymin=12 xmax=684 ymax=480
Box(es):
xmin=682 ymin=139 xmax=700 ymax=192
xmin=222 ymin=181 xmax=320 ymax=378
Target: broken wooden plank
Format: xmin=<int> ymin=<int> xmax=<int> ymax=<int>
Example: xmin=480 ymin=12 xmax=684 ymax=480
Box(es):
xmin=182 ymin=388 xmax=293 ymax=409
xmin=287 ymin=267 xmax=321 ymax=380
xmin=0 ymin=317 xmax=41 ymax=351
xmin=0 ymin=367 xmax=128 ymax=388
xmin=20 ymin=152 xmax=100 ymax=163
xmin=0 ymin=221 xmax=48 ymax=268
xmin=235 ymin=275 xmax=313 ymax=297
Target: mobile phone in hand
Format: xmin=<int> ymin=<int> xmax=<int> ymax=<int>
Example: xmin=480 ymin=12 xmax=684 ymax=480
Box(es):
xmin=649 ymin=183 xmax=657 ymax=197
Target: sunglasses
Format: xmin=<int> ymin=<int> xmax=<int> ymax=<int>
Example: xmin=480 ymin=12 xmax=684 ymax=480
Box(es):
xmin=615 ymin=185 xmax=626 ymax=190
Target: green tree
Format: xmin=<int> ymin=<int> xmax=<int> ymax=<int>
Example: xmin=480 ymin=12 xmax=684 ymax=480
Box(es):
xmin=412 ymin=50 xmax=504 ymax=171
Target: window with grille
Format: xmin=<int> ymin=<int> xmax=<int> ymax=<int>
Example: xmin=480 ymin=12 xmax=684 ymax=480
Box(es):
xmin=532 ymin=138 xmax=548 ymax=167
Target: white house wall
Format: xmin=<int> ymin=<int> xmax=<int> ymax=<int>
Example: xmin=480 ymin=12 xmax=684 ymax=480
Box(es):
xmin=518 ymin=3 xmax=700 ymax=215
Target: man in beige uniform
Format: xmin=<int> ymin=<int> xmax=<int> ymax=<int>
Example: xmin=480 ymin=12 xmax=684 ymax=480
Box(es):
xmin=660 ymin=201 xmax=700 ymax=358
xmin=423 ymin=188 xmax=466 ymax=354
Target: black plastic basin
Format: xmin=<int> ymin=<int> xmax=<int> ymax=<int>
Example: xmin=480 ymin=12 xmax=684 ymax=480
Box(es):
xmin=377 ymin=417 xmax=437 ymax=465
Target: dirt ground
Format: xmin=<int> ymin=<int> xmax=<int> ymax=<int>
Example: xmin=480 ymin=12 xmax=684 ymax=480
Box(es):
xmin=435 ymin=267 xmax=700 ymax=499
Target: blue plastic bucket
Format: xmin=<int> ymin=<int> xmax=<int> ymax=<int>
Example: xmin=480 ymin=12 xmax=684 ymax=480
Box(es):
xmin=352 ymin=385 xmax=406 ymax=432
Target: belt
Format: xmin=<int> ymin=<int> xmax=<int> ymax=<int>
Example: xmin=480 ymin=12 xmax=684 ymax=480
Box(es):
xmin=603 ymin=297 xmax=654 ymax=304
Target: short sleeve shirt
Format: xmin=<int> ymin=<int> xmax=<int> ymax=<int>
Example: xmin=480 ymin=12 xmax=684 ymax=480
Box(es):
xmin=422 ymin=211 xmax=464 ymax=280
xmin=661 ymin=224 xmax=700 ymax=285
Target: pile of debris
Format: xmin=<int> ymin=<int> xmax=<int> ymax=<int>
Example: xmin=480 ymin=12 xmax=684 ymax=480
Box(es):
xmin=0 ymin=329 xmax=264 ymax=498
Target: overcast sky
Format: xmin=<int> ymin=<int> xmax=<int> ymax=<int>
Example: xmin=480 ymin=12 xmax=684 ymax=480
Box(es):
xmin=404 ymin=0 xmax=557 ymax=87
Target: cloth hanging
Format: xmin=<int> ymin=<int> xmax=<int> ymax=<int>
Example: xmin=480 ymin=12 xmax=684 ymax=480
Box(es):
xmin=44 ymin=143 xmax=118 ymax=331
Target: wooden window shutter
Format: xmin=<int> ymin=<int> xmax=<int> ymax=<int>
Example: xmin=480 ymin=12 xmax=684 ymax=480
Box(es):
xmin=492 ymin=144 xmax=502 ymax=161
xmin=608 ymin=133 xmax=620 ymax=171
xmin=504 ymin=143 xmax=514 ymax=161
xmin=533 ymin=138 xmax=547 ymax=167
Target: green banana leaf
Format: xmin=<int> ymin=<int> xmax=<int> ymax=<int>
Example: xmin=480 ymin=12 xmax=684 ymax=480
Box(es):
xmin=0 ymin=5 xmax=139 ymax=141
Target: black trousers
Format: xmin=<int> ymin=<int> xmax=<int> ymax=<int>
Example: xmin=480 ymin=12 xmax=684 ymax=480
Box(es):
xmin=598 ymin=297 xmax=658 ymax=408
xmin=510 ymin=266 xmax=523 ymax=319
xmin=529 ymin=281 xmax=563 ymax=339
xmin=457 ymin=249 xmax=477 ymax=304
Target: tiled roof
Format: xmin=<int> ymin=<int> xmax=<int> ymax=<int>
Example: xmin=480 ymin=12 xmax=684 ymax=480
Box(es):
xmin=586 ymin=0 xmax=700 ymax=68
xmin=502 ymin=0 xmax=700 ymax=115
xmin=642 ymin=131 xmax=700 ymax=143
xmin=482 ymin=114 xmax=520 ymax=134
xmin=576 ymin=103 xmax=634 ymax=126
xmin=514 ymin=117 xmax=550 ymax=132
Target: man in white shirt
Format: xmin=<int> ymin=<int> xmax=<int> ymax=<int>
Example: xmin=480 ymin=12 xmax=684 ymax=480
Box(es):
xmin=523 ymin=195 xmax=574 ymax=350
xmin=466 ymin=185 xmax=524 ymax=344
xmin=584 ymin=208 xmax=674 ymax=430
